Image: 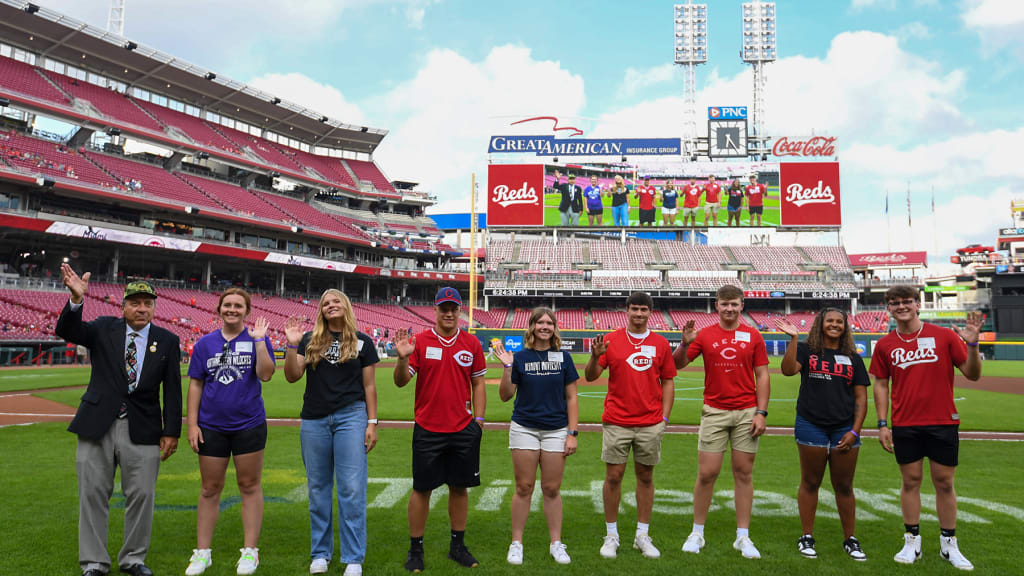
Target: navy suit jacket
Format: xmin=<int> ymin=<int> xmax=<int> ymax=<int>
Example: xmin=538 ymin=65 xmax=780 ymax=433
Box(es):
xmin=56 ymin=301 xmax=182 ymax=444
xmin=553 ymin=182 xmax=584 ymax=212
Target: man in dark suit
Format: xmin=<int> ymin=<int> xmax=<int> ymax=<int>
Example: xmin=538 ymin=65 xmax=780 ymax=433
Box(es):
xmin=553 ymin=170 xmax=583 ymax=226
xmin=57 ymin=263 xmax=182 ymax=576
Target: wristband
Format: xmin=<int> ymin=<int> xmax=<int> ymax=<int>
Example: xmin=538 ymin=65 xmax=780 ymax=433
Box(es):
xmin=877 ymin=419 xmax=888 ymax=428
xmin=474 ymin=417 xmax=485 ymax=422
xmin=849 ymin=430 xmax=860 ymax=438
xmin=367 ymin=419 xmax=378 ymax=425
xmin=966 ymin=342 xmax=978 ymax=347
xmin=755 ymin=409 xmax=768 ymax=417
xmin=286 ymin=344 xmax=298 ymax=349
xmin=503 ymin=363 xmax=513 ymax=368
xmin=663 ymin=416 xmax=669 ymax=423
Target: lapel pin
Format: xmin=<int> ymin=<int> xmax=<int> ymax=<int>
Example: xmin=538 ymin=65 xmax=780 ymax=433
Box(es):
xmin=149 ymin=343 xmax=158 ymax=353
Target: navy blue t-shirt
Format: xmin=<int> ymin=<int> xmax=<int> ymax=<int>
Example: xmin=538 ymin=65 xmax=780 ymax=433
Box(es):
xmin=662 ymin=189 xmax=679 ymax=209
xmin=510 ymin=348 xmax=579 ymax=430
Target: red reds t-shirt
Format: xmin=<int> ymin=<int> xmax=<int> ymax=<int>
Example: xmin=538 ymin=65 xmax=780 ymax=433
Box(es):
xmin=869 ymin=322 xmax=967 ymax=427
xmin=703 ymin=183 xmax=721 ymax=203
xmin=687 ymin=324 xmax=769 ymax=410
xmin=683 ymin=184 xmax=702 ymax=208
xmin=744 ymin=183 xmax=766 ymax=207
xmin=598 ymin=328 xmax=677 ymax=426
xmin=637 ymin=185 xmax=657 ymax=210
xmin=408 ymin=328 xmax=487 ymax=432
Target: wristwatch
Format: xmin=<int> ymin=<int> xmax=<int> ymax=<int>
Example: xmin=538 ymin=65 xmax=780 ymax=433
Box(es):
xmin=755 ymin=410 xmax=768 ymax=417
xmin=568 ymin=430 xmax=579 ymax=437
xmin=367 ymin=419 xmax=378 ymax=425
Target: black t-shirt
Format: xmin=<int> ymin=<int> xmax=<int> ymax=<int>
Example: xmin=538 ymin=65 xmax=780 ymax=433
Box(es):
xmin=727 ymin=185 xmax=744 ymax=208
xmin=611 ymin=186 xmax=630 ymax=207
xmin=795 ymin=342 xmax=869 ymax=429
xmin=298 ymin=330 xmax=379 ymax=419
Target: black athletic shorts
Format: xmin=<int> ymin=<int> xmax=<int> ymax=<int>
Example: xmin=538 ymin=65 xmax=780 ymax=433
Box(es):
xmin=198 ymin=421 xmax=268 ymax=457
xmin=748 ymin=205 xmax=763 ymax=215
xmin=588 ymin=208 xmax=603 ymax=217
xmin=892 ymin=425 xmax=959 ymax=467
xmin=412 ymin=420 xmax=482 ymax=492
xmin=639 ymin=209 xmax=656 ymax=223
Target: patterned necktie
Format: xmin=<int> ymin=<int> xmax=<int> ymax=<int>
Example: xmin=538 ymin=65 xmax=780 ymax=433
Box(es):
xmin=126 ymin=332 xmax=140 ymax=393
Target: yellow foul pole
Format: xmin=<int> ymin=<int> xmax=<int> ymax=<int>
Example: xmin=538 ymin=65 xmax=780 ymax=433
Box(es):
xmin=468 ymin=173 xmax=478 ymax=332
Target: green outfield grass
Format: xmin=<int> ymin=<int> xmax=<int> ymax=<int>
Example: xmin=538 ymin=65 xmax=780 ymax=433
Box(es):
xmin=542 ymin=187 xmax=781 ymax=227
xmin=16 ymin=357 xmax=1024 ymax=432
xmin=1 ymin=423 xmax=1021 ymax=575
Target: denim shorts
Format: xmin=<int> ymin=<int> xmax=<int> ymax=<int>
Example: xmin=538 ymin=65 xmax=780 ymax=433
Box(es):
xmin=794 ymin=413 xmax=860 ymax=449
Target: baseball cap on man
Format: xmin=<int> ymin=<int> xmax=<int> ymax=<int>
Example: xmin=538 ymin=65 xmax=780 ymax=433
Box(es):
xmin=434 ymin=287 xmax=462 ymax=306
xmin=123 ymin=280 xmax=158 ymax=301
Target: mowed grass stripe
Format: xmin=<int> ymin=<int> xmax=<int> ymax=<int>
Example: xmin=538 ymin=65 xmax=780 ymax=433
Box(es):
xmin=1 ymin=423 xmax=1021 ymax=575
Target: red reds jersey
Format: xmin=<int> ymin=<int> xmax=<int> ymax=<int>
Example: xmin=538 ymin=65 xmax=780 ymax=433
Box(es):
xmin=745 ymin=183 xmax=766 ymax=207
xmin=869 ymin=323 xmax=968 ymax=426
xmin=408 ymin=328 xmax=487 ymax=432
xmin=683 ymin=184 xmax=702 ymax=208
xmin=598 ymin=328 xmax=677 ymax=426
xmin=637 ymin=185 xmax=657 ymax=210
xmin=703 ymin=182 xmax=721 ymax=203
xmin=687 ymin=324 xmax=768 ymax=410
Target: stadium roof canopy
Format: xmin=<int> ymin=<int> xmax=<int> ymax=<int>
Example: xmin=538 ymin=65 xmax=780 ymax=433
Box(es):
xmin=0 ymin=0 xmax=387 ymax=153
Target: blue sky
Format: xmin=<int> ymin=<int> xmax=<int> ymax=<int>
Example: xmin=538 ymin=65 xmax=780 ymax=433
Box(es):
xmin=34 ymin=0 xmax=1024 ymax=269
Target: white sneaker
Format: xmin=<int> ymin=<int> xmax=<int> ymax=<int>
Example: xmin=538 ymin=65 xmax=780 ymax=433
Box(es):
xmin=309 ymin=558 xmax=329 ymax=574
xmin=549 ymin=541 xmax=571 ymax=565
xmin=733 ymin=535 xmax=761 ymax=559
xmin=599 ymin=534 xmax=620 ymax=559
xmin=798 ymin=535 xmax=817 ymax=558
xmin=633 ymin=534 xmax=661 ymax=559
xmin=940 ymin=536 xmax=974 ymax=571
xmin=507 ymin=541 xmax=523 ymax=565
xmin=186 ymin=549 xmax=212 ymax=575
xmin=236 ymin=547 xmax=259 ymax=575
xmin=343 ymin=564 xmax=362 ymax=576
xmin=894 ymin=533 xmax=922 ymax=564
xmin=682 ymin=532 xmax=705 ymax=554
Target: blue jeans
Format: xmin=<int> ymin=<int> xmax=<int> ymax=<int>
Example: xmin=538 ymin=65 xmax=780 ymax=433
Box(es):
xmin=611 ymin=203 xmax=629 ymax=226
xmin=301 ymin=401 xmax=368 ymax=563
xmin=794 ymin=413 xmax=861 ymax=449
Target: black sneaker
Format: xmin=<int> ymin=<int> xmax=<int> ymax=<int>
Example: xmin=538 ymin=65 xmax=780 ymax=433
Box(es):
xmin=448 ymin=543 xmax=479 ymax=568
xmin=844 ymin=537 xmax=867 ymax=561
xmin=405 ymin=548 xmax=425 ymax=572
xmin=798 ymin=535 xmax=817 ymax=558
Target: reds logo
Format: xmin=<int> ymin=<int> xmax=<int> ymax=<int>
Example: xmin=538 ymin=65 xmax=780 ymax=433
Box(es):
xmin=454 ymin=350 xmax=475 ymax=367
xmin=491 ymin=182 xmax=538 ymax=208
xmin=720 ymin=347 xmax=738 ymax=360
xmin=626 ymin=352 xmax=653 ymax=372
xmin=785 ymin=181 xmax=836 ymax=207
xmin=890 ymin=347 xmax=938 ymax=369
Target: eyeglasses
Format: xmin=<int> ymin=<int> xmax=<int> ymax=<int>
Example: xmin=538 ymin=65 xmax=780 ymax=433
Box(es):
xmin=220 ymin=341 xmax=230 ymax=365
xmin=887 ymin=299 xmax=918 ymax=307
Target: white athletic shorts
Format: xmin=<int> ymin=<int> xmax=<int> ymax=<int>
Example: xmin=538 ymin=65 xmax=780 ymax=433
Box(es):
xmin=509 ymin=420 xmax=568 ymax=452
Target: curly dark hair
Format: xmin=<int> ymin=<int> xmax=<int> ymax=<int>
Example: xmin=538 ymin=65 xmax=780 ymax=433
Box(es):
xmin=806 ymin=307 xmax=856 ymax=356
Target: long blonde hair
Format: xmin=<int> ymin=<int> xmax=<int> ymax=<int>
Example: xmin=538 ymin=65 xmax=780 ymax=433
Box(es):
xmin=304 ymin=289 xmax=358 ymax=368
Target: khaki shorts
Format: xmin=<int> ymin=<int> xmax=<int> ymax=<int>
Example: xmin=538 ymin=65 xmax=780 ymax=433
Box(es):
xmin=698 ymin=404 xmax=759 ymax=454
xmin=602 ymin=421 xmax=666 ymax=466
xmin=705 ymin=201 xmax=720 ymax=213
xmin=682 ymin=206 xmax=701 ymax=217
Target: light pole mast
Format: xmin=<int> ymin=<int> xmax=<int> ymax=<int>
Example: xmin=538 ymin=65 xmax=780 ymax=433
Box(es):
xmin=741 ymin=1 xmax=776 ymax=160
xmin=108 ymin=0 xmax=126 ymax=36
xmin=674 ymin=2 xmax=707 ymax=160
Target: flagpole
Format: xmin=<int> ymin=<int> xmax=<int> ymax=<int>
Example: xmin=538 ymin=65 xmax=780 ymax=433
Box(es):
xmin=886 ymin=189 xmax=891 ymax=252
xmin=932 ymin=186 xmax=937 ymax=260
xmin=907 ymin=181 xmax=913 ymax=251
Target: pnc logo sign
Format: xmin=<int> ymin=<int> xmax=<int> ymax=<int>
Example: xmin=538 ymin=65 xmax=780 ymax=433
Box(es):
xmin=487 ymin=164 xmax=545 ymax=226
xmin=779 ymin=162 xmax=842 ymax=227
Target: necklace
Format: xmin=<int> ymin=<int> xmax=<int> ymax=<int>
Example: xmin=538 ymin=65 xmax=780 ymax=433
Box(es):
xmin=433 ymin=328 xmax=459 ymax=348
xmin=625 ymin=330 xmax=649 ymax=349
xmin=895 ymin=323 xmax=924 ymax=343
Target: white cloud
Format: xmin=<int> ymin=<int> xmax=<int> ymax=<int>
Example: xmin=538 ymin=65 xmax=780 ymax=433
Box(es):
xmin=367 ymin=45 xmax=585 ymax=214
xmin=618 ymin=64 xmax=676 ymax=99
xmin=896 ymin=21 xmax=931 ymax=40
xmin=247 ymin=73 xmax=367 ymax=126
xmin=962 ymin=0 xmax=1024 ymax=58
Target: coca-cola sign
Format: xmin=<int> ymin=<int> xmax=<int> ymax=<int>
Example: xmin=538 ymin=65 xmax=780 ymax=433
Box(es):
xmin=772 ymin=136 xmax=837 ymax=158
xmin=779 ymin=162 xmax=842 ymax=227
xmin=849 ymin=252 xmax=928 ymax=267
xmin=487 ymin=164 xmax=544 ymax=226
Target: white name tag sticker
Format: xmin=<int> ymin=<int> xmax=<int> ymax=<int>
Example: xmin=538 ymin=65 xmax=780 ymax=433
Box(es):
xmin=235 ymin=341 xmax=252 ymax=353
xmin=425 ymin=346 xmax=443 ymax=360
xmin=918 ymin=337 xmax=936 ymax=349
xmin=834 ymin=355 xmax=852 ymax=365
xmin=735 ymin=331 xmax=751 ymax=343
xmin=641 ymin=345 xmax=657 ymax=357
xmin=357 ymin=340 xmax=364 ymax=352
xmin=548 ymin=351 xmax=562 ymax=362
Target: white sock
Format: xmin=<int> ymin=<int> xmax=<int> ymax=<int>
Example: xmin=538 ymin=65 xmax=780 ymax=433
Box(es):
xmin=692 ymin=524 xmax=705 ymax=535
xmin=737 ymin=528 xmax=749 ymax=538
xmin=551 ymin=540 xmax=562 ymax=547
xmin=606 ymin=522 xmax=618 ymax=537
xmin=636 ymin=522 xmax=649 ymax=536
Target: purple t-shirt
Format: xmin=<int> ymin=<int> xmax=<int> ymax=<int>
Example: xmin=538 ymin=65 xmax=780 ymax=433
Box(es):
xmin=187 ymin=329 xmax=274 ymax=432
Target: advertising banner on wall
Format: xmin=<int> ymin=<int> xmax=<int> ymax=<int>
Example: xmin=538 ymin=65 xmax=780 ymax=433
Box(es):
xmin=779 ymin=162 xmax=841 ymax=227
xmin=487 ymin=164 xmax=545 ymax=226
xmin=848 ymin=251 xmax=928 ymax=267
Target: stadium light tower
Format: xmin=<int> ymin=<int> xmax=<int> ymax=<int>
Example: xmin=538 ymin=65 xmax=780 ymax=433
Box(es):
xmin=673 ymin=2 xmax=707 ymax=160
xmin=108 ymin=0 xmax=126 ymax=36
xmin=741 ymin=1 xmax=776 ymax=159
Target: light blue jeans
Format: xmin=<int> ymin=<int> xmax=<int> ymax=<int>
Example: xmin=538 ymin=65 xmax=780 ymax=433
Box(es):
xmin=612 ymin=203 xmax=630 ymax=226
xmin=301 ymin=401 xmax=368 ymax=564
